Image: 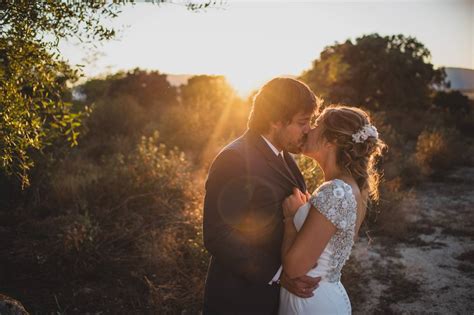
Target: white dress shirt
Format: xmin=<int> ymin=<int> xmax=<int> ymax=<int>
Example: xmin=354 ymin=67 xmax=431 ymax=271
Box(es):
xmin=261 ymin=135 xmax=284 ymax=285
xmin=261 ymin=135 xmax=283 ymax=157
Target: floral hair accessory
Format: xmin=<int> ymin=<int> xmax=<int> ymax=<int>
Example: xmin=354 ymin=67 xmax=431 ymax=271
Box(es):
xmin=351 ymin=124 xmax=378 ymax=143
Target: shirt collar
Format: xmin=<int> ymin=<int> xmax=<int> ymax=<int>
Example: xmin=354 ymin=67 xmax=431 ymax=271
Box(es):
xmin=260 ymin=135 xmax=283 ymax=157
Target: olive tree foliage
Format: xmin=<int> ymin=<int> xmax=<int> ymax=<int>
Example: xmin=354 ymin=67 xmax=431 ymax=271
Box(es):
xmin=0 ymin=0 xmax=216 ymax=188
xmin=300 ymin=34 xmax=448 ymax=111
xmin=0 ymin=1 xmax=124 ymax=188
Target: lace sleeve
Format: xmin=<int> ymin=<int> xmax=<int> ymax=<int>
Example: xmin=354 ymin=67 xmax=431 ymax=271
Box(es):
xmin=308 ymin=180 xmax=356 ymax=230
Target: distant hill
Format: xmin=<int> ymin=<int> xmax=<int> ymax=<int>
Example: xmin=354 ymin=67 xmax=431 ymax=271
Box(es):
xmin=444 ymin=67 xmax=474 ymax=99
xmin=166 ymin=74 xmax=193 ymax=87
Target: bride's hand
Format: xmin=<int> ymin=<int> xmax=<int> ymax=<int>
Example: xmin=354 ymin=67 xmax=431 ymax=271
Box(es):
xmin=283 ymin=187 xmax=307 ymax=219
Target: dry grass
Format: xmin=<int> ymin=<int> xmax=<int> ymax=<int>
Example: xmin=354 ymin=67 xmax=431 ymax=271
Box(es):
xmin=0 ymin=131 xmax=209 ymax=314
xmin=1 ymin=86 xmax=472 ymax=313
xmin=415 ymin=127 xmax=463 ymax=176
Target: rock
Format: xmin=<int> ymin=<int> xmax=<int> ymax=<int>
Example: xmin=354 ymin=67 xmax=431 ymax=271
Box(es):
xmin=0 ymin=293 xmax=29 ymax=315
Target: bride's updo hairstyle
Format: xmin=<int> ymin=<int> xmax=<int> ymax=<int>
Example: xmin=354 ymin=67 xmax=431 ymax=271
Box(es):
xmin=317 ymin=105 xmax=387 ymax=201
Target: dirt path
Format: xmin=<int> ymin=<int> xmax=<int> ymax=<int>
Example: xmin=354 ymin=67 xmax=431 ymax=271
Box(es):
xmin=350 ymin=167 xmax=474 ymax=314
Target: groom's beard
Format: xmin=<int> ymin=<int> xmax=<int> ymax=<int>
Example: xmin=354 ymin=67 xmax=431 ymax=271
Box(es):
xmin=285 ymin=134 xmax=308 ymax=154
xmin=297 ymin=134 xmax=308 ymax=153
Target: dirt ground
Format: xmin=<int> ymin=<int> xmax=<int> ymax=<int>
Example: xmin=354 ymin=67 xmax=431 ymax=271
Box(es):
xmin=347 ymin=167 xmax=474 ymax=314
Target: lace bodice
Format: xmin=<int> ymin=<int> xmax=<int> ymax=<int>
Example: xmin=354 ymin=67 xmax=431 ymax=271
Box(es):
xmin=293 ymin=179 xmax=357 ymax=282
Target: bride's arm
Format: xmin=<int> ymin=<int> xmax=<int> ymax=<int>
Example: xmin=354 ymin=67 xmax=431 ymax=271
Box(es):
xmin=281 ymin=190 xmax=337 ymax=279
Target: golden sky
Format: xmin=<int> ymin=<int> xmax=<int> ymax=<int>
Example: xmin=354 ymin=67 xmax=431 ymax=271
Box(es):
xmin=59 ymin=0 xmax=474 ymax=96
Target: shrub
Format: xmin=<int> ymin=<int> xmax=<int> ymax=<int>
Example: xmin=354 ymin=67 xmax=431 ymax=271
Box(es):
xmin=364 ymin=180 xmax=416 ymax=242
xmin=5 ymin=131 xmax=208 ymax=313
xmin=296 ymin=154 xmax=324 ymax=193
xmin=415 ymin=127 xmax=462 ymax=176
xmin=433 ymin=90 xmax=470 ymax=115
xmin=158 ymin=75 xmax=249 ymax=166
xmin=84 ymin=95 xmax=147 ymax=140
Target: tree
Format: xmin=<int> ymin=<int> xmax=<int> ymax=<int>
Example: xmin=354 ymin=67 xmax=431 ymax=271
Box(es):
xmin=0 ymin=1 xmax=125 ymax=188
xmin=106 ymin=68 xmax=177 ymax=110
xmin=159 ymin=75 xmax=249 ymax=163
xmin=433 ymin=90 xmax=471 ymax=114
xmin=0 ymin=0 xmax=215 ymax=188
xmin=300 ymin=34 xmax=447 ymax=110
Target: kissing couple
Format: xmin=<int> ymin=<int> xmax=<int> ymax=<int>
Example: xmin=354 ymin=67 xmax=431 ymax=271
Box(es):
xmin=202 ymin=77 xmax=386 ymax=314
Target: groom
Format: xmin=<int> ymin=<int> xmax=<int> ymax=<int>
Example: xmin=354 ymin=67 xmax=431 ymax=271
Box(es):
xmin=202 ymin=77 xmax=321 ymax=314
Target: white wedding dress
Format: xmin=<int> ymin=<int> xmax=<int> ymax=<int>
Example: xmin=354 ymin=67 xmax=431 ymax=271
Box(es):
xmin=279 ymin=179 xmax=357 ymax=315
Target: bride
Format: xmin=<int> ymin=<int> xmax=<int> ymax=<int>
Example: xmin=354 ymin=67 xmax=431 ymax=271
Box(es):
xmin=279 ymin=105 xmax=386 ymax=314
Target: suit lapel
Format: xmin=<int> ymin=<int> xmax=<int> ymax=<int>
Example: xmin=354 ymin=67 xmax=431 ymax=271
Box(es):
xmin=267 ymin=157 xmax=299 ymax=188
xmin=245 ymin=129 xmax=303 ymax=189
xmin=283 ymin=152 xmax=306 ymax=192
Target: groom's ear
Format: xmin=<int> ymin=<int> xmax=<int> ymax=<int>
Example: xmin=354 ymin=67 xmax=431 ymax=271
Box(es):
xmin=270 ymin=120 xmax=284 ymax=131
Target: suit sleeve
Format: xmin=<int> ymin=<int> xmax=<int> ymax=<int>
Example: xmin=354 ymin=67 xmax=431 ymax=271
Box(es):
xmin=203 ymin=149 xmax=279 ymax=284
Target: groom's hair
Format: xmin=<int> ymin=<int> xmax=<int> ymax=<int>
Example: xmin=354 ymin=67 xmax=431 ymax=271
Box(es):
xmin=247 ymin=77 xmax=319 ymax=133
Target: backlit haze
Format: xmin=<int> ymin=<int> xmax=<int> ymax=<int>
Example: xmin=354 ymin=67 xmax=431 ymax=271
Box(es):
xmin=59 ymin=0 xmax=474 ymax=96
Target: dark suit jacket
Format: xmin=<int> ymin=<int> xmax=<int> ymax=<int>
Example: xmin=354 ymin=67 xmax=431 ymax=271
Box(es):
xmin=202 ymin=128 xmax=306 ymax=314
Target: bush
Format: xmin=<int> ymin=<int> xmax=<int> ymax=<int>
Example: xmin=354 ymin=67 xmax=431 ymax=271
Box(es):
xmin=364 ymin=180 xmax=416 ymax=242
xmin=296 ymin=155 xmax=324 ymax=193
xmin=158 ymin=75 xmax=249 ymax=166
xmin=433 ymin=90 xmax=470 ymax=115
xmin=4 ymin=131 xmax=208 ymax=313
xmin=84 ymin=95 xmax=148 ymax=140
xmin=415 ymin=127 xmax=463 ymax=176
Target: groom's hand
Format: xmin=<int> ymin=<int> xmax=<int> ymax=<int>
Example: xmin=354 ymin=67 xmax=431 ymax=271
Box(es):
xmin=280 ymin=271 xmax=321 ymax=298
